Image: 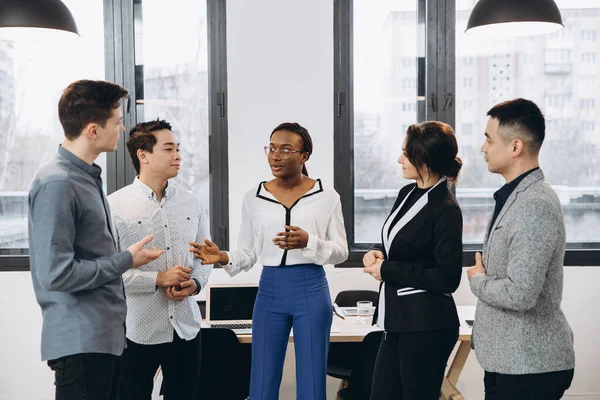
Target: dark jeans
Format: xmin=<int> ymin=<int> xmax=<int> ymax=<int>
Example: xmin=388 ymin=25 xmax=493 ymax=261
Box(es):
xmin=120 ymin=330 xmax=202 ymax=400
xmin=47 ymin=353 xmax=122 ymax=400
xmin=484 ymin=368 xmax=574 ymax=400
xmin=370 ymin=327 xmax=459 ymax=400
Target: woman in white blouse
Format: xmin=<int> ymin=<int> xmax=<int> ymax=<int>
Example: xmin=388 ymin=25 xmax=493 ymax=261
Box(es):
xmin=190 ymin=122 xmax=348 ymax=400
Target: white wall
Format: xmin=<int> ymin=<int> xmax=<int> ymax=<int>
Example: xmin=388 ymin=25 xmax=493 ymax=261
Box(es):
xmin=226 ymin=0 xmax=334 ymax=238
xmin=1 ymin=1 xmax=600 ymax=399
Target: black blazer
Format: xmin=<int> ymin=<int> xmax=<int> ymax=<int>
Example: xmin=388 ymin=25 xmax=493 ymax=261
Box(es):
xmin=372 ymin=179 xmax=463 ymax=333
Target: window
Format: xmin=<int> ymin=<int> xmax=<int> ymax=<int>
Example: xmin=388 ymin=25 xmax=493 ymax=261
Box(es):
xmin=455 ymin=3 xmax=600 ymax=262
xmin=580 ymin=76 xmax=598 ymax=88
xmin=582 ymin=121 xmax=596 ymax=132
xmin=0 ymin=0 xmax=229 ymax=270
xmin=581 ymin=30 xmax=598 ymax=41
xmin=545 ymin=48 xmax=573 ymax=63
xmin=581 ymin=99 xmax=596 ymax=109
xmin=581 ymin=53 xmax=597 ymax=63
xmin=462 ymin=123 xmax=473 ymax=136
xmin=134 ymin=0 xmax=211 ymax=208
xmin=130 ymin=0 xmax=229 ymax=251
xmin=335 ymin=0 xmax=422 ymax=252
xmin=0 ymin=0 xmax=105 ymax=256
xmin=336 ymin=0 xmax=600 ymax=265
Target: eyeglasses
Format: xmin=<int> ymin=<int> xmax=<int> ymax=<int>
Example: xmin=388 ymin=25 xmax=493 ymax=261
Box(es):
xmin=264 ymin=146 xmax=303 ymax=159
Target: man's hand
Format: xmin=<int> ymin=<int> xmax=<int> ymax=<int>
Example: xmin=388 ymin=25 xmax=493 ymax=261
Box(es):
xmin=156 ymin=266 xmax=192 ymax=288
xmin=467 ymin=252 xmax=486 ymax=280
xmin=189 ymin=239 xmax=226 ymax=265
xmin=363 ymin=250 xmax=385 ymax=269
xmin=165 ymin=279 xmax=198 ymax=302
xmin=128 ymin=234 xmax=164 ymax=268
xmin=272 ymin=225 xmax=309 ymax=250
xmin=364 ymin=258 xmax=384 ymax=281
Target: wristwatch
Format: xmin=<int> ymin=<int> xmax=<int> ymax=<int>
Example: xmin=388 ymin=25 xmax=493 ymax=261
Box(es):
xmin=190 ymin=278 xmax=201 ymax=296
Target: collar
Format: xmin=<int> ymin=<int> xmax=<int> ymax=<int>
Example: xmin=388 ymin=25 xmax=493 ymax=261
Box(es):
xmin=132 ymin=177 xmax=171 ymax=200
xmin=493 ymin=167 xmax=540 ymax=205
xmin=256 ymin=178 xmax=324 ymax=207
xmin=58 ymin=145 xmax=102 ymax=178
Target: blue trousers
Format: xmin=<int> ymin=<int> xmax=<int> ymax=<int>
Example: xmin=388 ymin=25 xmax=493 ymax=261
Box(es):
xmin=250 ymin=264 xmax=332 ymax=400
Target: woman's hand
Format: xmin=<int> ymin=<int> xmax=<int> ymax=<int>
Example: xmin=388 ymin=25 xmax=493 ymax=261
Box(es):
xmin=189 ymin=239 xmax=226 ymax=265
xmin=364 ymin=258 xmax=383 ymax=281
xmin=362 ymin=250 xmax=384 ymax=268
xmin=273 ymin=225 xmax=309 ymax=250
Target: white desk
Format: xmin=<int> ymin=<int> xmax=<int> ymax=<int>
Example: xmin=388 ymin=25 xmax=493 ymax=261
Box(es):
xmin=233 ymin=306 xmax=474 ymax=400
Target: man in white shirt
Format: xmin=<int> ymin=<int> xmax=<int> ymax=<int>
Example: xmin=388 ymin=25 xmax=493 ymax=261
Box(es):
xmin=108 ymin=119 xmax=212 ymax=400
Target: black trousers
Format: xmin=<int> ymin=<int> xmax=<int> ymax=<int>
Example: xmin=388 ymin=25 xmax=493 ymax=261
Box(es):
xmin=48 ymin=353 xmax=122 ymax=400
xmin=484 ymin=368 xmax=574 ymax=400
xmin=370 ymin=327 xmax=458 ymax=400
xmin=120 ymin=330 xmax=202 ymax=400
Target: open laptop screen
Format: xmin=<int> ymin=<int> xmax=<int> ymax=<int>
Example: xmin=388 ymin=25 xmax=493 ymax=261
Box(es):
xmin=209 ymin=286 xmax=258 ymax=322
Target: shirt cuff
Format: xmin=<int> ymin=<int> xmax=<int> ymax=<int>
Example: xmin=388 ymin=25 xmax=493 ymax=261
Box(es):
xmin=116 ymin=250 xmax=134 ymax=274
xmin=301 ymin=233 xmax=318 ymax=259
xmin=221 ymin=251 xmax=239 ymax=277
xmin=469 ymin=273 xmax=486 ymax=292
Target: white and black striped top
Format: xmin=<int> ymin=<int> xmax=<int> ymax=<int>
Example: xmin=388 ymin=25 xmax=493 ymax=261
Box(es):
xmin=222 ymin=179 xmax=349 ymax=276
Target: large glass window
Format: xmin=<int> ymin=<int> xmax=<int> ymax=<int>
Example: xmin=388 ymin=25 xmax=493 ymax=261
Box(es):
xmin=351 ymin=0 xmax=422 ymax=244
xmin=455 ymin=1 xmax=600 ymax=247
xmin=0 ymin=0 xmax=105 ymax=254
xmin=336 ymin=0 xmax=600 ymax=265
xmin=133 ymin=0 xmax=211 ymax=210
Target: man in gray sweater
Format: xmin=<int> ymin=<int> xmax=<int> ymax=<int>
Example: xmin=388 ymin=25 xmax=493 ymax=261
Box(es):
xmin=467 ymin=98 xmax=575 ymax=399
xmin=29 ymin=80 xmax=164 ymax=400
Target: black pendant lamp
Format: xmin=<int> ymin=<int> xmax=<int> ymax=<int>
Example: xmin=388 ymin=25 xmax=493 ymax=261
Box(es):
xmin=465 ymin=0 xmax=564 ymax=37
xmin=0 ymin=0 xmax=79 ymax=42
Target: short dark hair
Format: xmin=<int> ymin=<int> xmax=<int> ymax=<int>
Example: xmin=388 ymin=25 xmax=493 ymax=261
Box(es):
xmin=487 ymin=98 xmax=545 ymax=154
xmin=58 ymin=80 xmax=128 ymax=140
xmin=270 ymin=122 xmax=313 ymax=176
xmin=405 ymin=121 xmax=462 ymax=182
xmin=127 ymin=119 xmax=173 ymax=174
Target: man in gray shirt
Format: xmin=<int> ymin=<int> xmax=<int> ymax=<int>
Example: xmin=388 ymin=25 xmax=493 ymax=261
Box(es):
xmin=467 ymin=98 xmax=575 ymax=399
xmin=29 ymin=80 xmax=164 ymax=400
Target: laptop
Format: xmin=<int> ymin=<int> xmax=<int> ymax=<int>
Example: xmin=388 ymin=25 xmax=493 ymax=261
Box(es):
xmin=205 ymin=283 xmax=258 ymax=335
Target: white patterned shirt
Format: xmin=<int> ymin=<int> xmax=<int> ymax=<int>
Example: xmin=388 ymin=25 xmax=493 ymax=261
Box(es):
xmin=108 ymin=178 xmax=212 ymax=345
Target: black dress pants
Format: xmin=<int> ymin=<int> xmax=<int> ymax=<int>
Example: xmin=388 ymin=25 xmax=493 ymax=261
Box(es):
xmin=48 ymin=353 xmax=122 ymax=400
xmin=370 ymin=327 xmax=458 ymax=400
xmin=120 ymin=330 xmax=202 ymax=400
xmin=484 ymin=368 xmax=574 ymax=400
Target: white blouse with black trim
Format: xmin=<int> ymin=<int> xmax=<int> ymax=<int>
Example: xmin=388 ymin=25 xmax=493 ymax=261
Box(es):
xmin=222 ymin=179 xmax=349 ymax=276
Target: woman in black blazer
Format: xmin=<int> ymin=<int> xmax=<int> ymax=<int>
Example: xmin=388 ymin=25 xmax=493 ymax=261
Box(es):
xmin=363 ymin=122 xmax=463 ymax=400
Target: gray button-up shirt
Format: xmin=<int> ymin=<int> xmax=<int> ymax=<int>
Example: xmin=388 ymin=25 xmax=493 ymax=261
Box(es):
xmin=29 ymin=146 xmax=133 ymax=361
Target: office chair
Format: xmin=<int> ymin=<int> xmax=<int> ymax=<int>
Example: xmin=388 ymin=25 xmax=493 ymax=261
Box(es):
xmin=337 ymin=330 xmax=384 ymax=400
xmin=199 ymin=328 xmax=251 ymax=400
xmin=328 ymin=290 xmax=379 ymax=392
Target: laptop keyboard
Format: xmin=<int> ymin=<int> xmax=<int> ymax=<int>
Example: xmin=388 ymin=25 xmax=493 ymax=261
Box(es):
xmin=211 ymin=323 xmax=252 ymax=329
